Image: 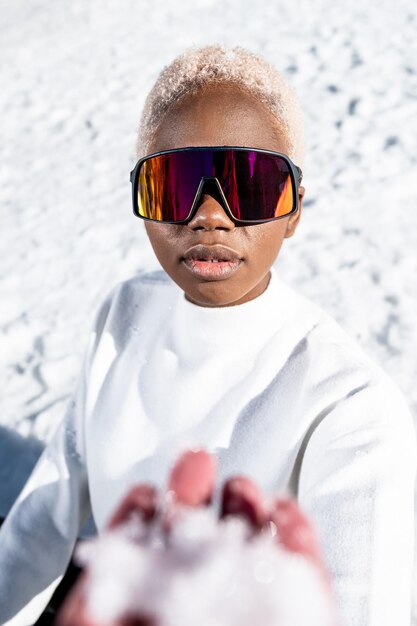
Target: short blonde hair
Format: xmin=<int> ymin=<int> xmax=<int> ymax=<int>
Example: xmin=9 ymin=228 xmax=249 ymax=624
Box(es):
xmin=135 ymin=43 xmax=306 ymax=170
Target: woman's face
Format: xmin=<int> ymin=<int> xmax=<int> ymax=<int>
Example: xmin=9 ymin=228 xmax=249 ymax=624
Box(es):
xmin=143 ymin=83 xmax=305 ymax=307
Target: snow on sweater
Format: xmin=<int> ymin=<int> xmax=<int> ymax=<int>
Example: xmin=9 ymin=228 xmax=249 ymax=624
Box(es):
xmin=0 ymin=264 xmax=416 ymax=626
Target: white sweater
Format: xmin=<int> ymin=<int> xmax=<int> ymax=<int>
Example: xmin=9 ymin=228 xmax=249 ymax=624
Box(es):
xmin=0 ymin=265 xmax=416 ymax=626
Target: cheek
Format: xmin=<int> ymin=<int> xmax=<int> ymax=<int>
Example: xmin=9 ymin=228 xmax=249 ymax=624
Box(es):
xmin=144 ymin=223 xmax=180 ymax=260
xmin=248 ymin=222 xmax=287 ymax=258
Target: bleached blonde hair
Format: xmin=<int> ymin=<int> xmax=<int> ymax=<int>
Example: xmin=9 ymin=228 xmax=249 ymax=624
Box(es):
xmin=135 ymin=44 xmax=306 ymax=171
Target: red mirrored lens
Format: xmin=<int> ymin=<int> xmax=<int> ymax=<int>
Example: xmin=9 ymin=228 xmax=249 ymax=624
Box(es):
xmin=215 ymin=150 xmax=294 ymax=220
xmin=136 ymin=148 xmax=295 ymax=222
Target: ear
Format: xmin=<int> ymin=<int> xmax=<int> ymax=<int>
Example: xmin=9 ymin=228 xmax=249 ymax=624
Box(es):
xmin=285 ymin=185 xmax=305 ymax=238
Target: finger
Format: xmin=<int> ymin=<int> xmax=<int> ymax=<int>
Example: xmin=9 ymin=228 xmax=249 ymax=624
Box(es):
xmin=167 ymin=448 xmax=216 ymax=507
xmin=268 ymin=497 xmax=322 ymax=559
xmin=220 ymin=475 xmax=266 ymax=530
xmin=54 ymin=571 xmax=98 ymax=626
xmin=106 ymin=484 xmax=158 ymax=530
xmin=268 ymin=496 xmax=333 ymax=590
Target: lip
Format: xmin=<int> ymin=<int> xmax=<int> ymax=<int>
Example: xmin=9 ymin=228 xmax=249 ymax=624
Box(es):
xmin=181 ymin=244 xmax=243 ymax=280
xmin=183 ymin=244 xmax=243 ymax=263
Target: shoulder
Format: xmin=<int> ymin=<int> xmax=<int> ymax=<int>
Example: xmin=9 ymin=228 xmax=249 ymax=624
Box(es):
xmin=296 ymin=315 xmax=417 ymax=496
xmin=98 ymin=268 xmax=174 ymax=313
xmin=302 ymin=318 xmax=416 ymax=456
xmin=112 ymin=268 xmax=173 ymax=300
xmin=278 ymin=279 xmax=415 ymax=435
xmin=281 ymin=279 xmax=389 ymax=380
xmin=88 ymin=269 xmax=176 ymax=341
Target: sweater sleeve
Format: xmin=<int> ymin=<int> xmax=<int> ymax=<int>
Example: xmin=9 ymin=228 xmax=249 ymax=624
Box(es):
xmin=0 ymin=285 xmax=117 ymax=626
xmin=298 ymin=378 xmax=417 ymax=626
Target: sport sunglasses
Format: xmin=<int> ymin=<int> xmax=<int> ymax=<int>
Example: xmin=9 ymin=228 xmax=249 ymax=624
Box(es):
xmin=130 ymin=146 xmax=303 ymax=225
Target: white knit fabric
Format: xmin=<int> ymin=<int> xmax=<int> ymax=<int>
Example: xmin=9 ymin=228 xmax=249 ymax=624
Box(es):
xmin=0 ymin=265 xmax=416 ymax=625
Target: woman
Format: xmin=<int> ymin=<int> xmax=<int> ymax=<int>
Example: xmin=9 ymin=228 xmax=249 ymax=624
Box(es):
xmin=0 ymin=44 xmax=415 ymax=626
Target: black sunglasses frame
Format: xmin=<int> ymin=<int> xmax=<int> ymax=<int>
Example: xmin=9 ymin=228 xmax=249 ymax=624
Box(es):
xmin=129 ymin=145 xmax=303 ymax=225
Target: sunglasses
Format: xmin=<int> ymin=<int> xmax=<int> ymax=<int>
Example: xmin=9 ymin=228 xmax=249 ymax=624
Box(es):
xmin=130 ymin=146 xmax=303 ymax=225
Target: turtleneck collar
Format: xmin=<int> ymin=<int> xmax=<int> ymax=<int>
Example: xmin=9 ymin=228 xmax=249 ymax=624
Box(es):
xmin=166 ymin=265 xmax=291 ymax=361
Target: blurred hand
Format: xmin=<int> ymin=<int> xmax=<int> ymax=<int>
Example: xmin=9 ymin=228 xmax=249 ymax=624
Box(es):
xmin=55 ymin=449 xmax=335 ymax=626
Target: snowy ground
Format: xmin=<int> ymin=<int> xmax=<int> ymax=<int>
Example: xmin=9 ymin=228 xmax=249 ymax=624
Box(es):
xmin=1 ymin=0 xmax=417 ymax=618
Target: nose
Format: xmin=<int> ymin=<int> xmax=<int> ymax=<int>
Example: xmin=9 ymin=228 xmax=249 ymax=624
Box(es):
xmin=186 ymin=178 xmax=236 ymax=230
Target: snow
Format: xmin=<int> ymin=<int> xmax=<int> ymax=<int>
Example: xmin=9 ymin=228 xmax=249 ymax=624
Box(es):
xmin=1 ymin=0 xmax=416 ymax=620
xmin=75 ymin=507 xmax=336 ymax=626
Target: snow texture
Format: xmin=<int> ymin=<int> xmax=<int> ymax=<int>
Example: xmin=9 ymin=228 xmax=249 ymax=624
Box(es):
xmin=75 ymin=507 xmax=337 ymax=626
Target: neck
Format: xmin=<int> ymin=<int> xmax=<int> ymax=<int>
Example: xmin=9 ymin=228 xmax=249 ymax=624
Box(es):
xmin=165 ymin=265 xmax=289 ymax=361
